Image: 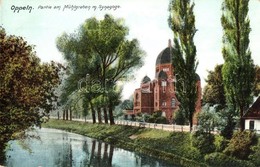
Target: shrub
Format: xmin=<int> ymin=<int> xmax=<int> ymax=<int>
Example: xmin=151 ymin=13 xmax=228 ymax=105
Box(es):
xmin=174 ymin=109 xmax=186 ymax=125
xmin=249 ymin=139 xmax=260 ymax=166
xmin=155 ymin=116 xmax=167 ymax=124
xmin=205 ymin=152 xmax=255 ymax=167
xmin=224 ymin=131 xmax=258 ymax=160
xmin=218 ymin=108 xmax=237 ymax=139
xmin=135 ymin=132 xmax=203 ymax=162
xmin=192 ymin=130 xmax=215 ymax=154
xmin=197 ymin=109 xmax=220 ymax=134
xmin=144 ymin=110 xmax=167 ymax=124
xmin=153 ymin=110 xmax=162 ymax=117
xmin=145 ymin=116 xmax=155 ymax=123
xmin=214 ymin=134 xmax=228 ymax=152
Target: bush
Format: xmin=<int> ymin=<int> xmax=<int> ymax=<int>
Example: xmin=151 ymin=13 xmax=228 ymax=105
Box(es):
xmin=135 ymin=132 xmax=203 ymax=162
xmin=192 ymin=130 xmax=215 ymax=154
xmin=205 ymin=152 xmax=255 ymax=167
xmin=249 ymin=139 xmax=260 ymax=166
xmin=153 ymin=110 xmax=162 ymax=117
xmin=197 ymin=109 xmax=220 ymax=134
xmin=145 ymin=116 xmax=155 ymax=123
xmin=218 ymin=108 xmax=237 ymax=139
xmin=214 ymin=135 xmax=228 ymax=152
xmin=155 ymin=116 xmax=167 ymax=124
xmin=224 ymin=131 xmax=258 ymax=160
xmin=174 ymin=109 xmax=186 ymax=125
xmin=144 ymin=110 xmax=167 ymax=124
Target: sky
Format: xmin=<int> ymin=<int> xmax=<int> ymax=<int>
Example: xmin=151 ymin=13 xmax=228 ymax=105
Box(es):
xmin=1 ymin=0 xmax=260 ymax=100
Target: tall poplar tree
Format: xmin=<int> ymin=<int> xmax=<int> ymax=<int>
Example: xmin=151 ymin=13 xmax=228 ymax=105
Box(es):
xmin=169 ymin=0 xmax=198 ymax=131
xmin=221 ymin=0 xmax=255 ymax=130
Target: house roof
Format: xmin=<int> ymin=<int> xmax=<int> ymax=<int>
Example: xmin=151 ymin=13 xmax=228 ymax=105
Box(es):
xmin=243 ymin=96 xmax=260 ymax=119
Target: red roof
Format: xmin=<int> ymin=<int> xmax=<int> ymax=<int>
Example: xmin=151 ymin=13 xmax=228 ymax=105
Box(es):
xmin=243 ymin=97 xmax=260 ymax=119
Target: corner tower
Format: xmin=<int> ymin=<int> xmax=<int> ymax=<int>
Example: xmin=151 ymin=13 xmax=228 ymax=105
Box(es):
xmin=153 ymin=39 xmax=178 ymax=123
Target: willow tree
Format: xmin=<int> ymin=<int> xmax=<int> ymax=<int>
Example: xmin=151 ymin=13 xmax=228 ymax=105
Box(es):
xmin=221 ymin=0 xmax=255 ymax=131
xmin=169 ymin=0 xmax=198 ymax=131
xmin=57 ymin=14 xmax=144 ymax=125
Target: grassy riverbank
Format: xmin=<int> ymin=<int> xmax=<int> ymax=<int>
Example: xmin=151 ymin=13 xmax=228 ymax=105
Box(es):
xmin=43 ymin=119 xmax=206 ymax=167
xmin=42 ymin=119 xmax=257 ymax=167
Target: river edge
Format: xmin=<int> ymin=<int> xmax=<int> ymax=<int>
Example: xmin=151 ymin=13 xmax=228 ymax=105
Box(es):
xmin=42 ymin=119 xmax=208 ymax=167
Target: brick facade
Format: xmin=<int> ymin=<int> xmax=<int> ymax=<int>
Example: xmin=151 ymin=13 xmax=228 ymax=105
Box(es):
xmin=132 ymin=40 xmax=201 ymax=124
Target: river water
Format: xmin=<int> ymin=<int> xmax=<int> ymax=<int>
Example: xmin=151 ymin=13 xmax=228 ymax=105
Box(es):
xmin=3 ymin=128 xmax=176 ymax=167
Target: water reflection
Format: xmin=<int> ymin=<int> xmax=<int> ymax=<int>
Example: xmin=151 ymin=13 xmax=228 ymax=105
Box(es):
xmin=4 ymin=128 xmax=175 ymax=167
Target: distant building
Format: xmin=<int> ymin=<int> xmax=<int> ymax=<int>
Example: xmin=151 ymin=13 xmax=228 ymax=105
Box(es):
xmin=129 ymin=40 xmax=201 ymax=124
xmin=243 ymin=96 xmax=260 ymax=133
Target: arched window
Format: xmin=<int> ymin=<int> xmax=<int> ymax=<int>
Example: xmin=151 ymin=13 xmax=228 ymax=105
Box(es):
xmin=135 ymin=93 xmax=139 ymax=100
xmin=161 ymin=80 xmax=167 ymax=93
xmin=171 ymin=98 xmax=176 ymax=107
xmin=162 ymin=101 xmax=167 ymax=106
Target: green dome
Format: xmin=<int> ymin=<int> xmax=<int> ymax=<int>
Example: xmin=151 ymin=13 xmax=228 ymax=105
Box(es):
xmin=141 ymin=75 xmax=151 ymax=84
xmin=156 ymin=47 xmax=172 ymax=65
xmin=195 ymin=73 xmax=201 ymax=81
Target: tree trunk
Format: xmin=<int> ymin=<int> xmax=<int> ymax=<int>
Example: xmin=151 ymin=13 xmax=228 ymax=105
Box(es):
xmin=89 ymin=101 xmax=96 ymax=124
xmin=66 ymin=109 xmax=69 ymax=120
xmin=83 ymin=108 xmax=88 ymax=122
xmin=57 ymin=111 xmax=59 ymax=120
xmin=189 ymin=112 xmax=193 ymax=132
xmin=240 ymin=117 xmax=245 ymax=131
xmin=97 ymin=107 xmax=102 ymax=124
xmin=63 ymin=109 xmax=65 ymax=120
xmin=69 ymin=107 xmax=72 ymax=121
xmin=240 ymin=106 xmax=245 ymax=131
xmin=108 ymin=101 xmax=115 ymax=125
xmin=103 ymin=107 xmax=108 ymax=124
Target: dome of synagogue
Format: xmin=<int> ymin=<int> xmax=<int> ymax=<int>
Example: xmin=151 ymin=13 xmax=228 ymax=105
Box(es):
xmin=157 ymin=70 xmax=168 ymax=80
xmin=156 ymin=47 xmax=172 ymax=65
xmin=195 ymin=73 xmax=201 ymax=81
xmin=141 ymin=75 xmax=151 ymax=84
xmin=156 ymin=39 xmax=173 ymax=66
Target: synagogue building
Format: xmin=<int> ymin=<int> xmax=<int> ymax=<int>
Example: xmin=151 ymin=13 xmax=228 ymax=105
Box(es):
xmin=131 ymin=40 xmax=202 ymax=124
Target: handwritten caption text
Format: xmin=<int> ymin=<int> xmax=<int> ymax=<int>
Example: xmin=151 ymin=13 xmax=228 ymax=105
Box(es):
xmin=10 ymin=4 xmax=121 ymax=13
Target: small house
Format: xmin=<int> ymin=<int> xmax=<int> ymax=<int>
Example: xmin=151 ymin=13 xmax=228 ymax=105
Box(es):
xmin=243 ymin=97 xmax=260 ymax=133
